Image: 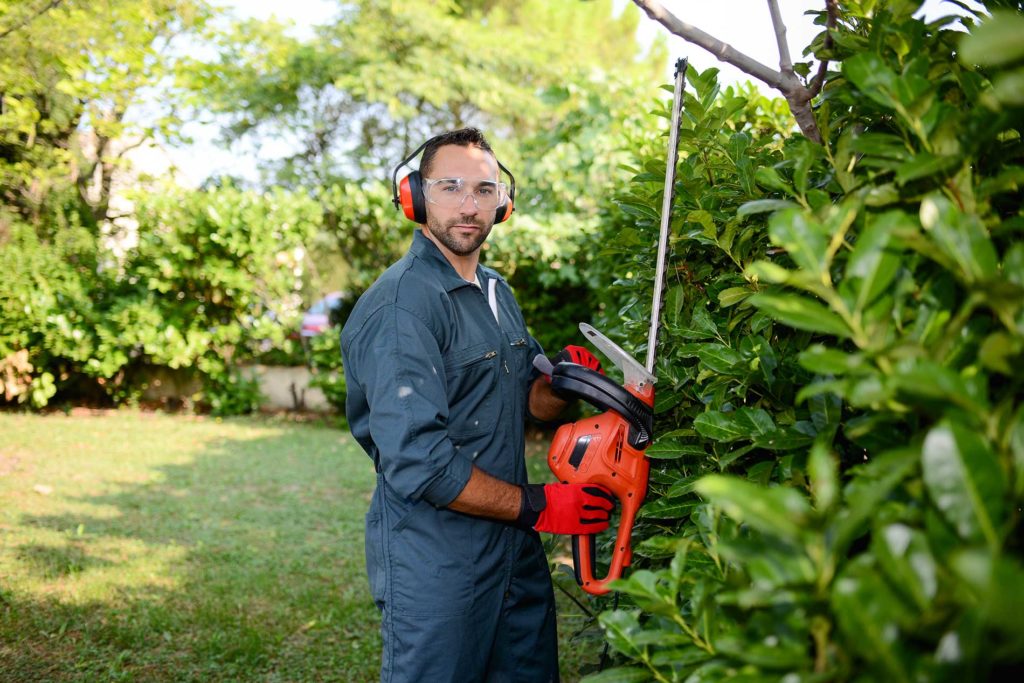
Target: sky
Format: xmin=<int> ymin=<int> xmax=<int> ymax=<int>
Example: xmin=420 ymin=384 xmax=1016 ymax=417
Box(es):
xmin=161 ymin=0 xmax=973 ymax=186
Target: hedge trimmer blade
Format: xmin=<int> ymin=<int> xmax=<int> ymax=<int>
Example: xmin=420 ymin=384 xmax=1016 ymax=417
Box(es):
xmin=646 ymin=57 xmax=688 ymax=374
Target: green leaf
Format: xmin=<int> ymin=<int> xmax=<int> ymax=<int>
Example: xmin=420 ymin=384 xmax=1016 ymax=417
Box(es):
xmin=634 ymin=535 xmax=687 ymax=559
xmin=949 ymin=550 xmax=1024 ymax=655
xmin=751 ymin=428 xmax=814 ymax=451
xmin=922 ymin=419 xmax=1006 ymax=548
xmin=798 ymin=345 xmax=866 ymax=375
xmin=958 ymin=11 xmax=1024 ymax=67
xmin=895 ymin=152 xmax=959 ymax=185
xmin=846 ymin=213 xmax=903 ymax=313
xmin=714 ymin=635 xmax=810 ymax=669
xmin=717 ymin=286 xmax=751 ymax=307
xmin=689 ymin=304 xmax=719 ymax=338
xmin=768 ymin=209 xmax=828 ymax=276
xmin=810 ymin=392 xmax=842 ymax=433
xmin=889 ymin=358 xmax=987 ymax=415
xmin=611 ymin=570 xmax=678 ymax=617
xmin=850 ymin=133 xmax=911 ymax=161
xmin=872 ymin=523 xmax=937 ymax=611
xmin=696 ymin=475 xmax=811 ymax=543
xmin=631 ymin=630 xmax=692 ymax=647
xmin=792 ymin=138 xmax=823 ymax=197
xmin=978 ymin=331 xmax=1024 ymax=375
xmin=649 ymin=647 xmax=712 ymax=668
xmin=1004 ymin=242 xmax=1024 ymax=287
xmin=749 ymin=293 xmax=851 ymax=338
xmin=920 ymin=193 xmax=998 ymax=282
xmin=645 ymin=439 xmax=705 ymax=460
xmin=697 ymin=343 xmax=742 ymax=373
xmin=809 ymin=437 xmax=839 ymax=514
xmin=754 ymin=166 xmax=793 ymax=194
xmin=598 ymin=610 xmax=644 ymax=659
xmin=737 ymin=199 xmax=798 ymax=216
xmin=639 ymin=497 xmax=699 ymax=519
xmin=745 ymin=260 xmax=792 ymax=284
xmin=832 ymin=557 xmax=914 ymax=683
xmin=834 ymin=448 xmax=919 ymax=555
xmin=616 ymin=200 xmax=660 ymax=221
xmin=666 ymin=474 xmax=704 ymax=498
xmin=693 ymin=408 xmax=775 ymax=443
xmin=844 ymin=53 xmax=900 ymax=109
xmin=1011 ymin=409 xmax=1024 ymax=500
xmin=992 ymin=70 xmax=1024 ymax=106
xmin=580 ymin=666 xmax=652 ymax=683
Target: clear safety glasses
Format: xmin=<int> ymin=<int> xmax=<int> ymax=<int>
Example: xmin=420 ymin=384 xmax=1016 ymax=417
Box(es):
xmin=422 ymin=177 xmax=508 ymax=211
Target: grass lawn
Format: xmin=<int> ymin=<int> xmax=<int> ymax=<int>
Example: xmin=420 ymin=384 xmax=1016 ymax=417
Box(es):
xmin=0 ymin=411 xmax=606 ymax=682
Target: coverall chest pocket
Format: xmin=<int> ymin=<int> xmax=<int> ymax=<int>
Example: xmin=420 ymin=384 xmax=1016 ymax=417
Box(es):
xmin=443 ymin=341 xmax=499 ymax=438
xmin=505 ymin=331 xmax=530 ymax=379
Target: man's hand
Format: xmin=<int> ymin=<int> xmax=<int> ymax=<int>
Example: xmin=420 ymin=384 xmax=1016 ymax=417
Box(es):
xmin=544 ymin=345 xmax=603 ymax=382
xmin=516 ymin=483 xmax=615 ymax=535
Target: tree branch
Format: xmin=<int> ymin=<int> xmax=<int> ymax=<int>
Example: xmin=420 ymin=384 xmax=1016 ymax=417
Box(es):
xmin=808 ymin=0 xmax=838 ymax=97
xmin=767 ymin=0 xmax=794 ymax=74
xmin=632 ymin=0 xmax=824 ymax=144
xmin=0 ymin=0 xmax=65 ymax=42
xmin=631 ymin=0 xmax=785 ymax=89
xmin=113 ymin=136 xmax=149 ymax=161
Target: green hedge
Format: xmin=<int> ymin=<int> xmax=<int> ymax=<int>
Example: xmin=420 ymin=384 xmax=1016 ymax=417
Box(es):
xmin=584 ymin=5 xmax=1023 ymax=681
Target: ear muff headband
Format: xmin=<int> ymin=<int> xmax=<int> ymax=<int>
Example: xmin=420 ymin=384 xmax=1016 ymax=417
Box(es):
xmin=391 ymin=136 xmax=516 ymax=225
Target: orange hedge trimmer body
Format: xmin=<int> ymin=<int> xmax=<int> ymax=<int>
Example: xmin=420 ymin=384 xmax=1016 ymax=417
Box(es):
xmin=545 ymin=335 xmax=655 ymax=595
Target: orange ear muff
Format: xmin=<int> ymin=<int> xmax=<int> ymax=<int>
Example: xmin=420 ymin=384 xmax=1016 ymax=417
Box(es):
xmin=494 ymin=159 xmax=515 ymax=224
xmin=494 ymin=197 xmax=514 ymax=224
xmin=398 ymin=171 xmax=427 ymax=223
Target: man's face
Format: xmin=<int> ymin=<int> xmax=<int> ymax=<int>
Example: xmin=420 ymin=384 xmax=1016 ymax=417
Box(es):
xmin=422 ymin=145 xmax=500 ymax=257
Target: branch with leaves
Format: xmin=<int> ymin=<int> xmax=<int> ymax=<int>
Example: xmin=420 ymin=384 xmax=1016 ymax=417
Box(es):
xmin=632 ymin=0 xmax=838 ymax=143
xmin=0 ymin=0 xmax=65 ymax=42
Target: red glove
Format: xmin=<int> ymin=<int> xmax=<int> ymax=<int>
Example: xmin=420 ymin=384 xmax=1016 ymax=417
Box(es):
xmin=516 ymin=483 xmax=615 ymax=535
xmin=544 ymin=345 xmax=604 ymax=383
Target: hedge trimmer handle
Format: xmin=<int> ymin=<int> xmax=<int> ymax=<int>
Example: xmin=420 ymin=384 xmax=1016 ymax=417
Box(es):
xmin=571 ymin=493 xmax=642 ymax=595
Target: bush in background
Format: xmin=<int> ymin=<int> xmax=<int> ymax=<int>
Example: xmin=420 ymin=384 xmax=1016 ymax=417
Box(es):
xmin=1 ymin=184 xmax=320 ymax=411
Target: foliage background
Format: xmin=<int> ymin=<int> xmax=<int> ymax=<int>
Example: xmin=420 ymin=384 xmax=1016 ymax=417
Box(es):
xmin=1 ymin=0 xmax=665 ymax=408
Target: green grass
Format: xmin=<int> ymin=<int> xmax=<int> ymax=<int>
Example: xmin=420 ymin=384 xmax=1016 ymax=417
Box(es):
xmin=0 ymin=412 xmax=606 ymax=682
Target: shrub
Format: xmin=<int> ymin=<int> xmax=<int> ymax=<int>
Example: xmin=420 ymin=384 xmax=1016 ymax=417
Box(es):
xmin=0 ymin=184 xmax=322 ymax=412
xmin=203 ymin=367 xmax=265 ymax=416
xmin=584 ymin=5 xmax=1023 ymax=681
xmin=307 ymin=331 xmax=347 ymax=414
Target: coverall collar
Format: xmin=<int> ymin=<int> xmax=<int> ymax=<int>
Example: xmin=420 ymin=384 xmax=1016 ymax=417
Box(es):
xmin=409 ymin=230 xmax=504 ymax=292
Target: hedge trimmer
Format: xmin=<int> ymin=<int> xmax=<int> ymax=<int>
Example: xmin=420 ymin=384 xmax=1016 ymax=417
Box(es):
xmin=534 ymin=58 xmax=687 ymax=595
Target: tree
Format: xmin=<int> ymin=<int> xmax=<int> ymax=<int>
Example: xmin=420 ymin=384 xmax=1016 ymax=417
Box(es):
xmin=185 ymin=0 xmax=667 ymax=187
xmin=0 ymin=0 xmax=210 ymax=226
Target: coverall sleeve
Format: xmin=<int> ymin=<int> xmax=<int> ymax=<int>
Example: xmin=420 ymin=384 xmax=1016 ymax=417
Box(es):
xmin=527 ymin=333 xmax=545 ymax=389
xmin=523 ymin=333 xmax=546 ymax=410
xmin=348 ymin=304 xmax=472 ymax=507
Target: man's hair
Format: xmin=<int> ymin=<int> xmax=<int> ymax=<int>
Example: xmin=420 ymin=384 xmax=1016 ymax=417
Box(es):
xmin=419 ymin=127 xmax=495 ymax=178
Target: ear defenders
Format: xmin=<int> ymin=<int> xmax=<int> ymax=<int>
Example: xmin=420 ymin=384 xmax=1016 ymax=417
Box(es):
xmin=391 ymin=135 xmax=516 ymax=225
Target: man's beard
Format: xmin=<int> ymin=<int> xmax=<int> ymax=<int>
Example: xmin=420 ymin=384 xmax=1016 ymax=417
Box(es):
xmin=425 ymin=213 xmax=493 ymax=256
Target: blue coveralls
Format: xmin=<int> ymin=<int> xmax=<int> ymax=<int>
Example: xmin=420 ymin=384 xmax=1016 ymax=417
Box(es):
xmin=341 ymin=231 xmax=559 ymax=683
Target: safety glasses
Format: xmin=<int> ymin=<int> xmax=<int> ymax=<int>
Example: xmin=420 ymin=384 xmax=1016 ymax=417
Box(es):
xmin=422 ymin=177 xmax=508 ymax=211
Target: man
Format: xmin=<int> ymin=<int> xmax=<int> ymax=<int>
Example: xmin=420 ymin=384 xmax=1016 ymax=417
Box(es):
xmin=341 ymin=128 xmax=613 ymax=682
